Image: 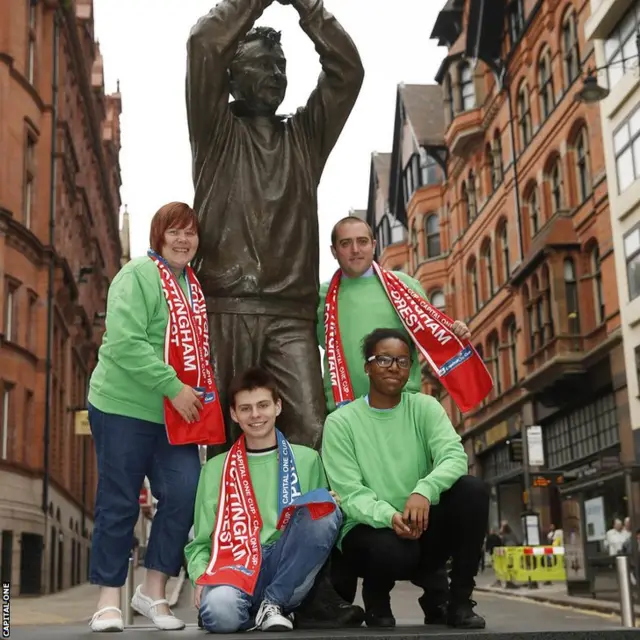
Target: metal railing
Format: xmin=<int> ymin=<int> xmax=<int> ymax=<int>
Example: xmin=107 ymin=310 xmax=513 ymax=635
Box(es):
xmin=120 ymin=556 xmax=135 ymax=627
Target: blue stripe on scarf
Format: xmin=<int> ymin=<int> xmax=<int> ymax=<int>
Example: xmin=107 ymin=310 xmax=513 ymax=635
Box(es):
xmin=277 ymin=429 xmax=302 ymax=516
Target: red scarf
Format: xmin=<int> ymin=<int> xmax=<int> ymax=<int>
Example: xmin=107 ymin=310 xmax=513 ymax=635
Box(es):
xmin=324 ymin=262 xmax=493 ymax=412
xmin=149 ymin=251 xmax=225 ymax=446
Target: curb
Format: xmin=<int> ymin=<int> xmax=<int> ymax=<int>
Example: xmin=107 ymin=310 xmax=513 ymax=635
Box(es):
xmin=475 ymin=585 xmax=639 ymax=617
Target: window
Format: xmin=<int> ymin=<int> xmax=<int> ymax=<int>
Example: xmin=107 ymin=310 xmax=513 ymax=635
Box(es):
xmin=564 ymin=258 xmax=580 ymax=333
xmin=613 ymin=108 xmax=640 ymax=193
xmin=624 ymin=226 xmax=640 ymax=301
xmin=482 ymin=241 xmax=495 ymax=297
xmin=4 ymin=281 xmax=17 ymax=343
xmin=419 ymin=151 xmax=440 ymax=186
xmin=23 ymin=390 xmax=33 ymax=466
xmin=508 ymin=0 xmax=525 ymax=44
xmin=430 ymin=290 xmax=445 ymax=312
xmin=561 ymin=12 xmax=580 ymax=87
xmin=1 ymin=383 xmax=13 ymax=461
xmin=459 ymin=63 xmax=475 ymax=111
xmin=23 ymin=134 xmax=36 ymax=229
xmin=487 ymin=334 xmax=502 ymax=394
xmin=27 ymin=1 xmax=36 ymax=84
xmin=527 ymin=188 xmax=540 ymax=237
xmin=603 ymin=3 xmax=640 ymax=89
xmin=549 ymin=159 xmax=563 ymax=212
xmin=493 ymin=132 xmax=503 ymax=183
xmin=425 ymin=214 xmax=441 ymax=257
xmin=411 ymin=222 xmax=419 ymax=268
xmin=469 ymin=262 xmax=480 ymax=313
xmin=541 ymin=265 xmax=555 ymax=340
xmin=538 ymin=48 xmax=554 ymax=119
xmin=467 ymin=172 xmax=477 ymax=223
xmin=517 ymin=82 xmax=532 ymax=148
xmin=575 ymin=129 xmax=590 ymax=201
xmin=507 ymin=319 xmax=518 ymax=385
xmin=499 ymin=222 xmax=510 ymax=281
xmin=591 ymin=246 xmax=605 ymax=325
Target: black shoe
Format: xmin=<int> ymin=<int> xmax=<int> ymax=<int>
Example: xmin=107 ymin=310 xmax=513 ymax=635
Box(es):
xmin=362 ymin=583 xmax=395 ymax=628
xmin=447 ymin=599 xmax=486 ymax=629
xmin=418 ymin=594 xmax=447 ymax=625
xmin=197 ymin=612 xmax=203 ymax=629
xmin=294 ymin=571 xmax=364 ymax=629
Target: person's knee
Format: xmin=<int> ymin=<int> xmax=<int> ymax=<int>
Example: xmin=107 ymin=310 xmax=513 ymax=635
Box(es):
xmin=451 ymin=475 xmax=490 ymax=507
xmin=298 ymin=506 xmax=342 ymax=550
xmin=199 ymin=586 xmax=247 ymax=633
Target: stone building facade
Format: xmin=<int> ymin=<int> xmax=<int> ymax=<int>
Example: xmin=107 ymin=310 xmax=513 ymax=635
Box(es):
xmin=0 ymin=0 xmax=123 ymax=594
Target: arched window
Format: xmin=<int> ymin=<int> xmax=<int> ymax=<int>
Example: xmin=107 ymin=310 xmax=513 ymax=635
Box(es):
xmin=459 ymin=62 xmax=475 ymax=111
xmin=461 ymin=183 xmax=471 ymax=227
xmin=541 ymin=264 xmax=555 ymax=340
xmin=425 ymin=214 xmax=441 ymax=257
xmin=486 ymin=143 xmax=496 ymax=191
xmin=498 ymin=221 xmax=510 ymax=281
xmin=591 ymin=246 xmax=605 ymax=325
xmin=517 ymin=81 xmax=532 ymax=148
xmin=533 ymin=275 xmax=545 ymax=349
xmin=411 ymin=221 xmax=419 ymax=268
xmin=562 ymin=11 xmax=580 ymax=87
xmin=481 ymin=240 xmax=495 ymax=297
xmin=493 ymin=131 xmax=504 ymax=182
xmin=538 ymin=47 xmax=555 ymax=119
xmin=574 ymin=128 xmax=591 ymax=202
xmin=506 ymin=318 xmax=518 ymax=386
xmin=468 ymin=260 xmax=480 ymax=313
xmin=526 ymin=187 xmax=540 ymax=237
xmin=564 ymin=258 xmax=580 ymax=333
xmin=487 ymin=333 xmax=502 ymax=394
xmin=467 ymin=171 xmax=477 ymax=222
xmin=548 ymin=158 xmax=563 ymax=212
xmin=430 ymin=290 xmax=446 ymax=312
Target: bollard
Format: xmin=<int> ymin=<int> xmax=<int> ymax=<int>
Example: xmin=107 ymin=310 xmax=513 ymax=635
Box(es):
xmin=120 ymin=555 xmax=135 ymax=626
xmin=615 ymin=555 xmax=635 ymax=628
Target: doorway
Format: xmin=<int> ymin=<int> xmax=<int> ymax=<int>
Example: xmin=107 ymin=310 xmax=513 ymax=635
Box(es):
xmin=19 ymin=533 xmax=42 ymax=595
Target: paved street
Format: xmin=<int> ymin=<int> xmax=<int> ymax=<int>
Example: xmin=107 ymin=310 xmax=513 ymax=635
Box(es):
xmin=8 ymin=583 xmax=638 ymax=639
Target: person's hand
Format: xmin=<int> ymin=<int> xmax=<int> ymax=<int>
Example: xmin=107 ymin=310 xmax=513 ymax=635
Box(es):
xmin=403 ymin=493 xmax=430 ymax=534
xmin=194 ymin=584 xmax=204 ymax=609
xmin=452 ymin=320 xmax=471 ymax=341
xmin=329 ymin=490 xmax=341 ymax=506
xmin=170 ymin=385 xmax=203 ymax=423
xmin=392 ymin=513 xmax=418 ymax=539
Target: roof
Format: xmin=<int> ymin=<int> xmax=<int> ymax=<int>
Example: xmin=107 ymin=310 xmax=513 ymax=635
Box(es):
xmin=372 ymin=152 xmax=392 ymax=199
xmin=400 ymin=84 xmax=445 ymax=146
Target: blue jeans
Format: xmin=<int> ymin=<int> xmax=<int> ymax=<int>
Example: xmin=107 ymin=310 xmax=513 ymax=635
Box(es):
xmin=200 ymin=506 xmax=342 ymax=633
xmin=88 ymin=404 xmax=200 ymax=587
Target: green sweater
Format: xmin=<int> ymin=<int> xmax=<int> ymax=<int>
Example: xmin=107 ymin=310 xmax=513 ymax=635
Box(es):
xmin=321 ymin=393 xmax=468 ymax=545
xmin=316 ymin=271 xmax=427 ymax=412
xmin=185 ymin=444 xmax=328 ymax=585
xmin=88 ymin=256 xmax=185 ymax=424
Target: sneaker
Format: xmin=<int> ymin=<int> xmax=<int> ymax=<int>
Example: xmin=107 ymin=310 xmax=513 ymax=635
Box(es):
xmin=130 ymin=585 xmax=185 ymax=631
xmin=255 ymin=601 xmax=293 ymax=632
xmin=447 ymin=599 xmax=486 ymax=629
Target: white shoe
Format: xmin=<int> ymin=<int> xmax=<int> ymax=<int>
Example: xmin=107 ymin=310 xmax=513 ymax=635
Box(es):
xmin=255 ymin=601 xmax=293 ymax=632
xmin=130 ymin=585 xmax=185 ymax=631
xmin=89 ymin=606 xmax=124 ymax=632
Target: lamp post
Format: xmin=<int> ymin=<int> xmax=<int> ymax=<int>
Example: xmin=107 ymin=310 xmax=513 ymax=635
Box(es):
xmin=575 ymin=32 xmax=640 ymax=104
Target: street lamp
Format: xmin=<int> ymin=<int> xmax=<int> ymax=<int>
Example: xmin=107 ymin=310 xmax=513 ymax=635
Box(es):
xmin=575 ymin=31 xmax=640 ymax=104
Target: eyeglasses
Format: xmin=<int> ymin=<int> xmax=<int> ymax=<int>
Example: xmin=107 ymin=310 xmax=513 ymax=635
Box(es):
xmin=367 ymin=355 xmax=412 ymax=369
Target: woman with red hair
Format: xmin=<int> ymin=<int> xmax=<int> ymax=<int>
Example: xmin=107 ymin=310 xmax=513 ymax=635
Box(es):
xmin=87 ymin=202 xmax=211 ymax=632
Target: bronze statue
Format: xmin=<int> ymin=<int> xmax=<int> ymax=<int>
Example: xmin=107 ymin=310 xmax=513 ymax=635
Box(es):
xmin=186 ymin=0 xmax=364 ymax=452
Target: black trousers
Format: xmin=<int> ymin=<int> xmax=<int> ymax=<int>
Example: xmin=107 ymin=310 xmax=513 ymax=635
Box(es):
xmin=206 ymin=313 xmax=326 ymax=456
xmin=339 ymin=476 xmax=489 ymax=604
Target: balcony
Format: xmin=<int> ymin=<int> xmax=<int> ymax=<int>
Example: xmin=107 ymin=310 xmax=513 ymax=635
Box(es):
xmin=445 ymin=107 xmax=484 ymax=157
xmin=521 ymin=324 xmax=616 ymax=407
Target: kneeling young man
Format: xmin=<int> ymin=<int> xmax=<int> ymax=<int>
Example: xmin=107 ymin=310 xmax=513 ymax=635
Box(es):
xmin=322 ymin=329 xmax=489 ymax=629
xmin=185 ymin=367 xmax=342 ymax=633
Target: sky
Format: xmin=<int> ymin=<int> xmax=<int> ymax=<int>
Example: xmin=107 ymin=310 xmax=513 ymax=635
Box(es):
xmin=93 ymin=0 xmax=447 ymax=281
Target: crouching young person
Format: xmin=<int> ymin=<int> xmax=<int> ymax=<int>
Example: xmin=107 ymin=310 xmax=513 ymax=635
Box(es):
xmin=185 ymin=367 xmax=342 ymax=633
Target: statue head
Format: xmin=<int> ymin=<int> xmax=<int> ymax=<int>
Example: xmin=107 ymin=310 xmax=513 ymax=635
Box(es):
xmin=229 ymin=27 xmax=287 ymax=116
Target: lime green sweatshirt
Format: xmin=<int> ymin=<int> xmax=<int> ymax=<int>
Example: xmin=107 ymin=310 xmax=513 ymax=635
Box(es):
xmin=88 ymin=256 xmax=185 ymax=424
xmin=321 ymin=393 xmax=468 ymax=546
xmin=185 ymin=444 xmax=328 ymax=585
xmin=316 ymin=270 xmax=427 ymax=412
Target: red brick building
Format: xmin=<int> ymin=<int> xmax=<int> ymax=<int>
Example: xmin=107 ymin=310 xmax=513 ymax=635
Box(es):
xmin=0 ymin=0 xmax=123 ymax=594
xmin=367 ymin=0 xmax=636 ymax=544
